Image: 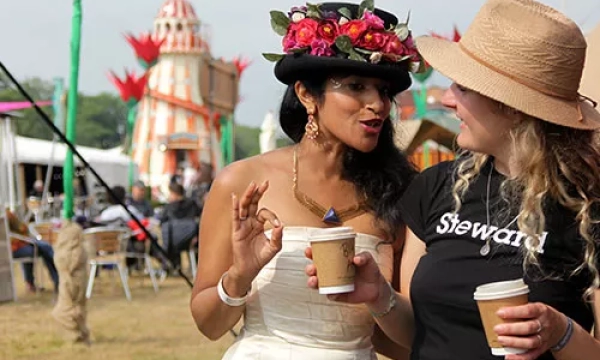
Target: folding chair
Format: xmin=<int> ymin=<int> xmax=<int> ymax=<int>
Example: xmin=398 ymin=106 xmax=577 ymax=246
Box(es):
xmin=27 ymin=221 xmax=56 ymax=288
xmin=3 ymin=212 xmax=38 ymax=301
xmin=127 ymin=228 xmax=159 ymax=293
xmin=83 ymin=227 xmax=131 ymax=301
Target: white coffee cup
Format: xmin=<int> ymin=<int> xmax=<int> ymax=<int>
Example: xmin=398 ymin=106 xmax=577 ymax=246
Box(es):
xmin=474 ymin=279 xmax=530 ymax=356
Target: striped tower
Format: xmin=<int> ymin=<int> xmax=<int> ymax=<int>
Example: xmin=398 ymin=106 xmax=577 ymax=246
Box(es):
xmin=132 ymin=0 xmax=222 ymax=193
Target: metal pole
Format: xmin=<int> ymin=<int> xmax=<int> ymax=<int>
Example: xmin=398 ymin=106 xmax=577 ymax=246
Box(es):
xmin=42 ymin=79 xmax=65 ymax=217
xmin=4 ymin=118 xmax=16 ymax=211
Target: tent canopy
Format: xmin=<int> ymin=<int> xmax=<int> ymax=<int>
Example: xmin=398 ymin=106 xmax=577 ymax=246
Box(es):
xmin=16 ymin=136 xmax=129 ymax=166
xmin=16 ymin=136 xmax=134 ymax=188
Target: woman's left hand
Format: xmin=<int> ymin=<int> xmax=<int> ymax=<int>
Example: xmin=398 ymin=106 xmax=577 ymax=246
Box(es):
xmin=494 ymin=302 xmax=568 ymax=360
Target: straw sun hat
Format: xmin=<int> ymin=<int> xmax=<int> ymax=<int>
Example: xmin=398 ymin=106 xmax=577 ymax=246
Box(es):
xmin=416 ymin=0 xmax=600 ymax=130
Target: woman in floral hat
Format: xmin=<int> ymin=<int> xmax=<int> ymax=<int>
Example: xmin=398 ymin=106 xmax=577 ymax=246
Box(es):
xmin=307 ymin=0 xmax=600 ymax=359
xmin=190 ymin=1 xmax=421 ymax=359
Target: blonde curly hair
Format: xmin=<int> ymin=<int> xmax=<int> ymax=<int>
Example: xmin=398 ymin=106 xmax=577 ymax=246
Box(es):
xmin=451 ymin=112 xmax=600 ymax=301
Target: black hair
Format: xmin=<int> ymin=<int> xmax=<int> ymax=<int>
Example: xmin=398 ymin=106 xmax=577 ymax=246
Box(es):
xmin=169 ymin=182 xmax=185 ymax=196
xmin=109 ymin=186 xmax=126 ymax=205
xmin=279 ymin=78 xmax=417 ymax=239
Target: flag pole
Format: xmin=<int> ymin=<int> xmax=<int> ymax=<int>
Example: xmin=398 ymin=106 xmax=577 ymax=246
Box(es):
xmin=63 ymin=0 xmax=82 ymax=219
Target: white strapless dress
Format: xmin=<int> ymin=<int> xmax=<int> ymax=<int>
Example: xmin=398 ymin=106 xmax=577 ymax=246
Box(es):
xmin=222 ymin=227 xmax=394 ymax=360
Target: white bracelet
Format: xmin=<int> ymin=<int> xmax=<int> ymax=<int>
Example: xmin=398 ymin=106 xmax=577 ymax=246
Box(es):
xmin=369 ymin=281 xmax=397 ymax=318
xmin=217 ymin=271 xmax=251 ymax=307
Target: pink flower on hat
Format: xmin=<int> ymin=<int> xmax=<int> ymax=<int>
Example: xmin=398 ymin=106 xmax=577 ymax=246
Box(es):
xmin=293 ymin=18 xmax=319 ymax=47
xmin=283 ymin=18 xmax=319 ymax=52
xmin=362 ymin=10 xmax=384 ymax=30
xmin=310 ymin=39 xmax=334 ymax=57
xmin=282 ymin=32 xmax=299 ymax=52
xmin=384 ymin=34 xmax=406 ymax=55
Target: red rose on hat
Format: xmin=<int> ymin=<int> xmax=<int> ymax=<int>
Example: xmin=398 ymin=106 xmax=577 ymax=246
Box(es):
xmin=316 ymin=20 xmax=339 ymax=45
xmin=359 ymin=30 xmax=387 ymax=51
xmin=340 ymin=20 xmax=368 ymax=45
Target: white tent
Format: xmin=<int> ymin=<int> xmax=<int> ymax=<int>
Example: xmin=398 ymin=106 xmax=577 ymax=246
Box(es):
xmin=259 ymin=111 xmax=278 ymax=154
xmin=15 ymin=136 xmax=135 ymax=188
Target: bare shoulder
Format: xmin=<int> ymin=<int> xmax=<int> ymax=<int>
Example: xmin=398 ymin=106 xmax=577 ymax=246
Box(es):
xmin=212 ymin=146 xmax=294 ymax=193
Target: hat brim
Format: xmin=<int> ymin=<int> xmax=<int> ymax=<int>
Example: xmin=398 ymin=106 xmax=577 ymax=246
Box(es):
xmin=416 ymin=36 xmax=600 ymax=130
xmin=274 ymin=53 xmax=412 ymax=94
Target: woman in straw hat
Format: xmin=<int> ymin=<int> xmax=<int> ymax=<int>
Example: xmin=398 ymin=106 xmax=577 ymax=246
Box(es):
xmin=191 ymin=1 xmax=422 ymax=359
xmin=307 ymin=0 xmax=600 ymax=359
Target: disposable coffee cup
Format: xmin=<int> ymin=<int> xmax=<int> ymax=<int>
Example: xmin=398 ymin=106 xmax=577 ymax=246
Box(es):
xmin=474 ymin=279 xmax=530 ymax=356
xmin=309 ymin=227 xmax=356 ymax=295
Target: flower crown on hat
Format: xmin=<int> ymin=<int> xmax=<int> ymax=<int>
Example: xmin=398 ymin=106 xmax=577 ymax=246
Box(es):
xmin=263 ymin=0 xmax=425 ymax=73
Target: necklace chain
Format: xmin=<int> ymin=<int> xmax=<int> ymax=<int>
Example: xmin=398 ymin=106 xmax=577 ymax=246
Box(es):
xmin=292 ymin=147 xmax=367 ymax=224
xmin=481 ymin=161 xmax=522 ymax=256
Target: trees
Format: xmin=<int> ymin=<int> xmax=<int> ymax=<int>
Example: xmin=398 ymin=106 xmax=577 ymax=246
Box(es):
xmin=0 ymin=76 xmax=289 ymax=157
xmin=0 ymin=77 xmax=127 ymax=149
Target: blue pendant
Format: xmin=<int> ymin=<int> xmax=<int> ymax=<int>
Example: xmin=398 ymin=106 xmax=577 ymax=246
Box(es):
xmin=323 ymin=207 xmax=342 ymax=225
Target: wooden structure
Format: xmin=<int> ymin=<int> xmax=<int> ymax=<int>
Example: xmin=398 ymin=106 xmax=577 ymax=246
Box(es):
xmin=395 ymin=107 xmax=459 ymax=171
xmin=132 ymin=0 xmax=240 ymax=190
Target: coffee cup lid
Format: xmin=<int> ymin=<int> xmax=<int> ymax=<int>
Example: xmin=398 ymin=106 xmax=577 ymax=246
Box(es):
xmin=473 ymin=279 xmax=530 ymax=301
xmin=309 ymin=227 xmax=356 ymax=242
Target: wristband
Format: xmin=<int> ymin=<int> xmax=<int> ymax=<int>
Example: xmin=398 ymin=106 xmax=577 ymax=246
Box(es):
xmin=550 ymin=316 xmax=574 ymax=352
xmin=369 ymin=281 xmax=397 ymax=318
xmin=217 ymin=271 xmax=251 ymax=307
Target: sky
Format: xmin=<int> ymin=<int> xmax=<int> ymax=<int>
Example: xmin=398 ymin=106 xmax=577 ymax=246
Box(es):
xmin=1 ymin=0 xmax=599 ymax=127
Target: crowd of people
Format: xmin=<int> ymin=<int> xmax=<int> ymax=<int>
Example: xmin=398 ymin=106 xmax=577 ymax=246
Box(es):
xmin=8 ymin=161 xmax=214 ymax=294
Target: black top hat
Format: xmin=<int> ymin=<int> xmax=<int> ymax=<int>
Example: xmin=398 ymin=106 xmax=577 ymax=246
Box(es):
xmin=264 ymin=1 xmax=423 ymax=94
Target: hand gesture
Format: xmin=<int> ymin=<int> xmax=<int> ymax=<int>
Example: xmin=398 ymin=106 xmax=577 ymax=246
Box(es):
xmin=494 ymin=303 xmax=570 ymax=360
xmin=229 ymin=181 xmax=283 ymax=286
xmin=305 ymin=249 xmax=385 ymax=304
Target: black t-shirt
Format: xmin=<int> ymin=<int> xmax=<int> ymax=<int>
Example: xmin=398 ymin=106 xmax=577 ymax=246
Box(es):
xmin=399 ymin=160 xmax=597 ymax=360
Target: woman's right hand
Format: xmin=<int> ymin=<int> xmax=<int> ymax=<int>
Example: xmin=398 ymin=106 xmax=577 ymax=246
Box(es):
xmin=305 ymin=248 xmax=386 ymax=304
xmin=227 ymin=181 xmax=283 ymax=290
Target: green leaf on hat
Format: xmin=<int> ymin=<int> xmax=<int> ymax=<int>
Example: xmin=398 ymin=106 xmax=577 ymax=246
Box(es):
xmin=262 ymin=53 xmax=285 ymax=62
xmin=358 ymin=0 xmax=375 ymax=17
xmin=395 ymin=24 xmax=410 ymax=41
xmin=354 ymin=48 xmax=373 ymax=55
xmin=306 ymin=3 xmax=322 ymax=18
xmin=270 ymin=11 xmax=290 ymax=36
xmin=338 ymin=7 xmax=352 ymax=19
xmin=335 ymin=35 xmax=354 ymax=53
xmin=289 ymin=47 xmax=309 ymax=53
xmin=348 ymin=50 xmax=366 ymax=62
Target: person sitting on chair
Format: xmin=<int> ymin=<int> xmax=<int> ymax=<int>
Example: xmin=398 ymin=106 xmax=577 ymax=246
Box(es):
xmin=7 ymin=209 xmax=59 ymax=293
xmin=160 ymin=182 xmax=201 ymax=273
xmin=95 ymin=186 xmax=142 ymax=227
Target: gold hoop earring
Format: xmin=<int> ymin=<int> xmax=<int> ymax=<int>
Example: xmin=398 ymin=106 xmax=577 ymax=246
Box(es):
xmin=305 ymin=113 xmax=319 ymax=140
